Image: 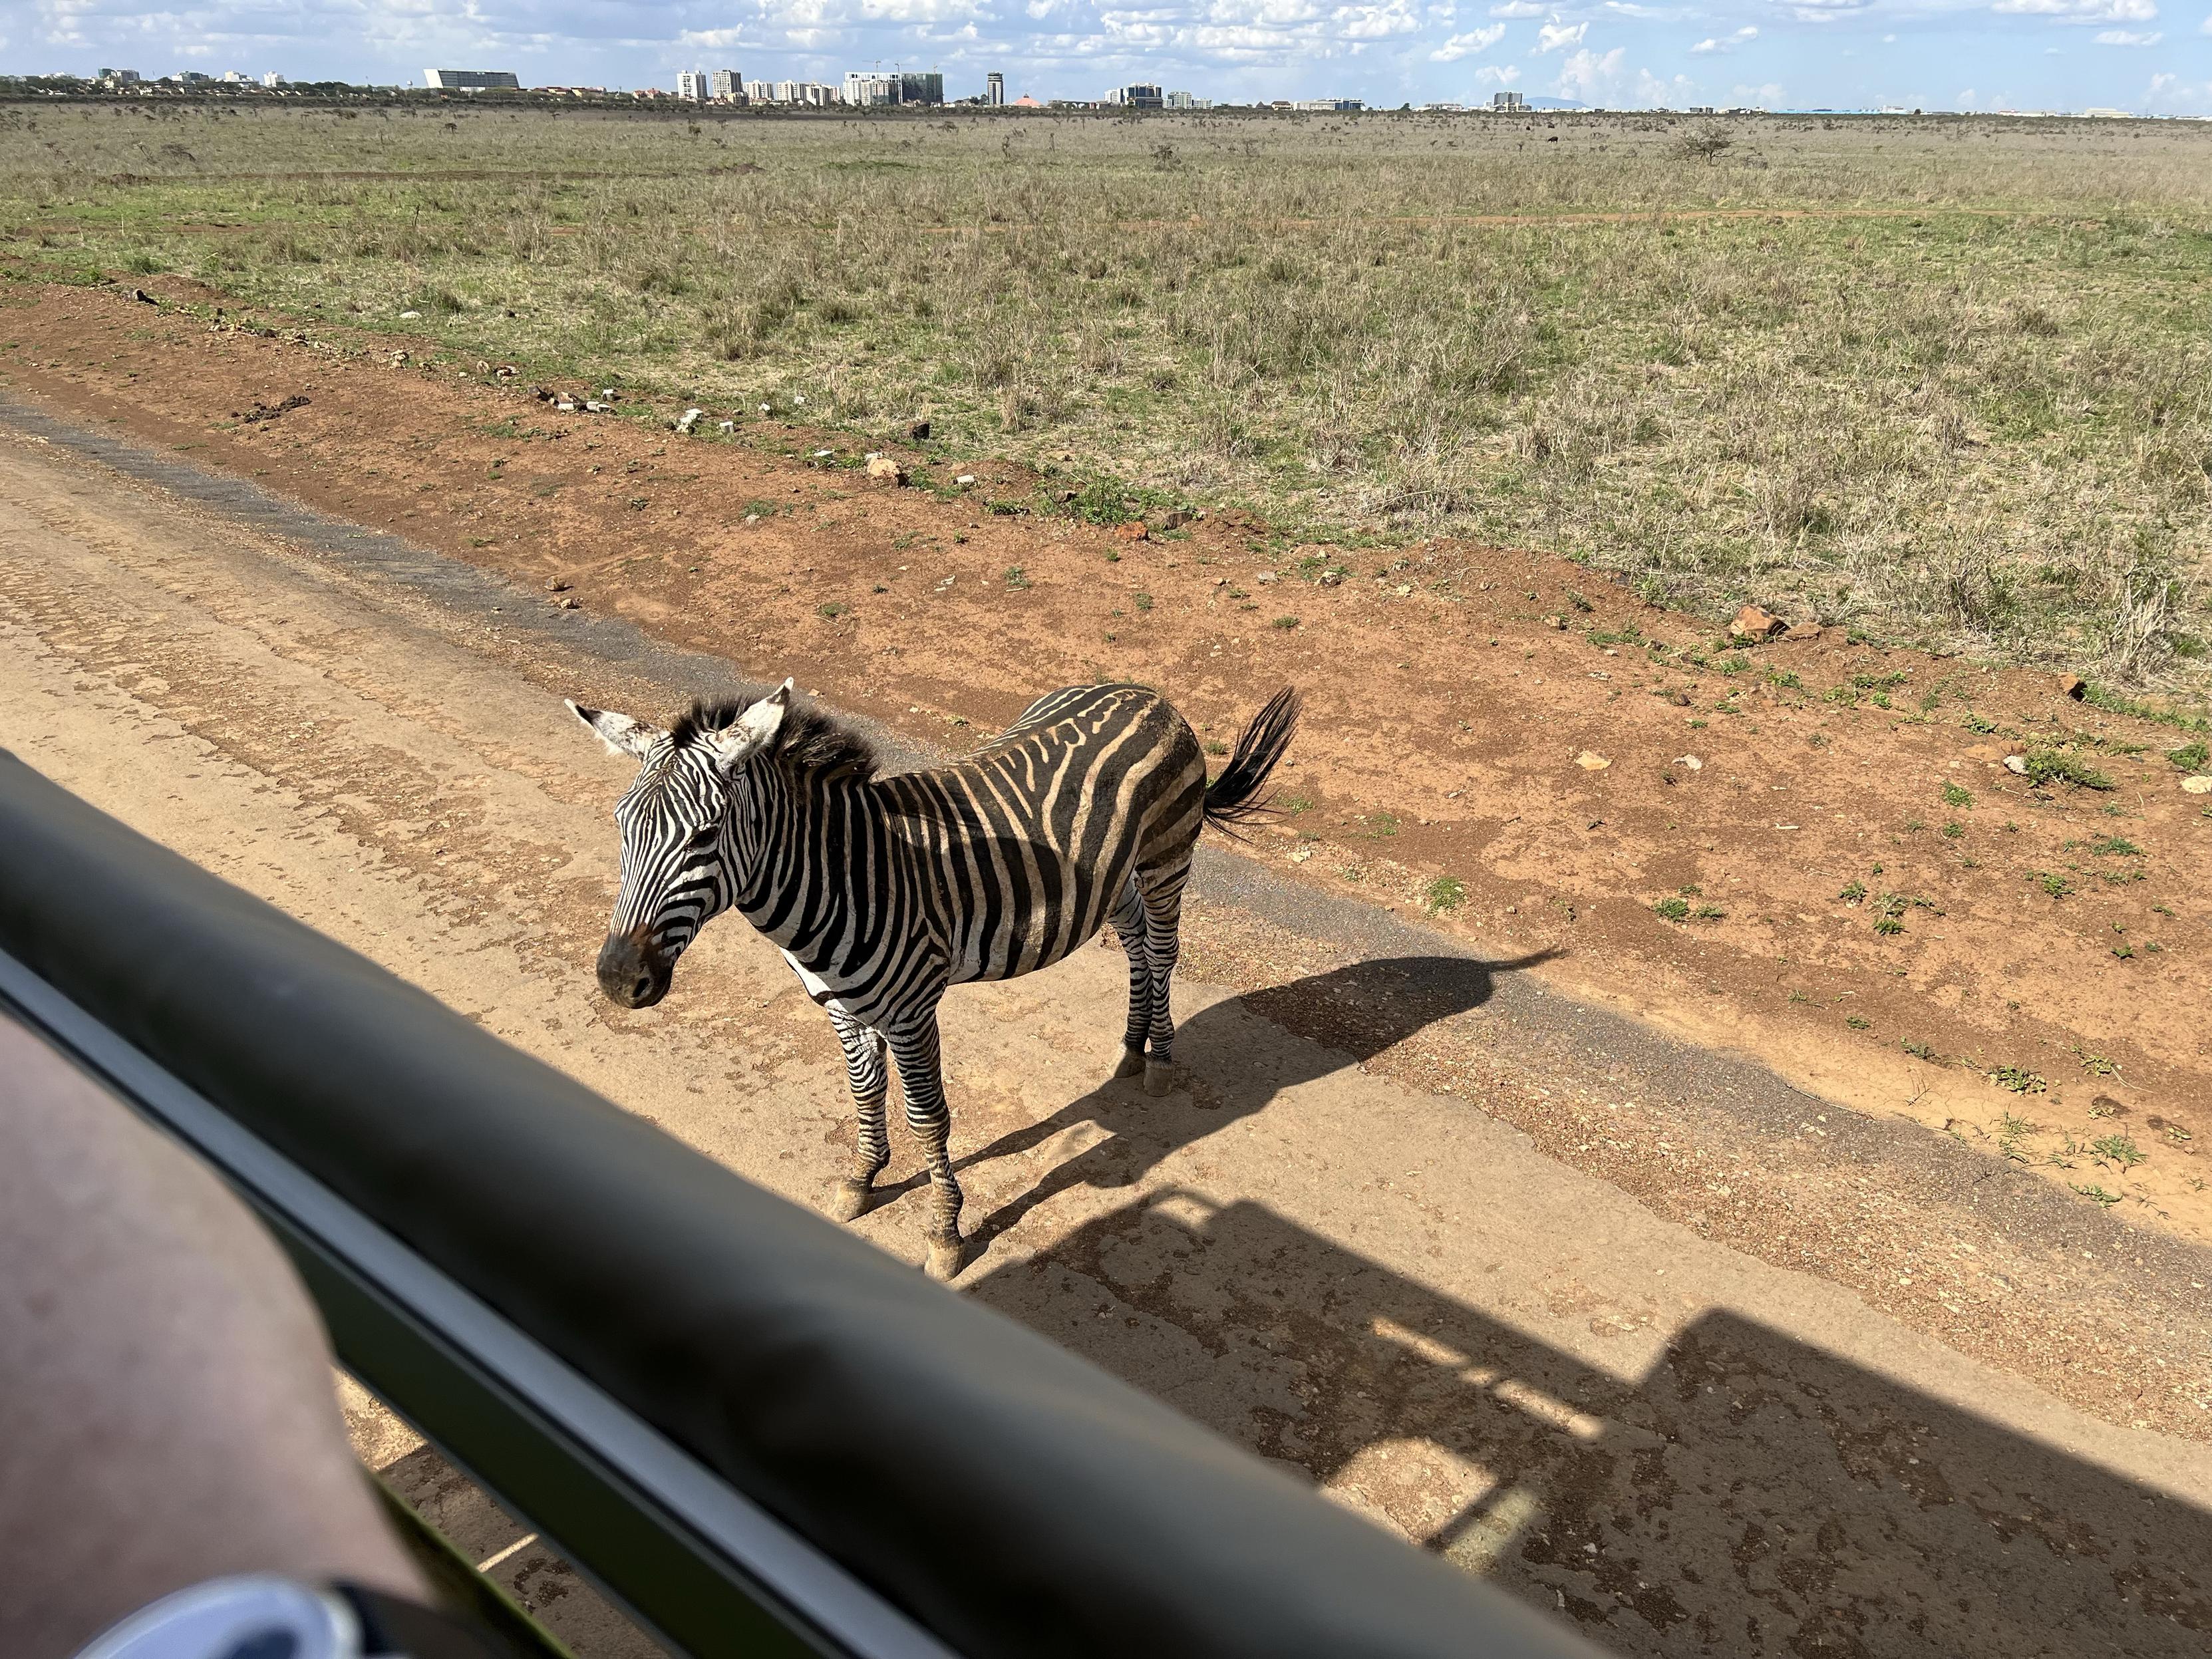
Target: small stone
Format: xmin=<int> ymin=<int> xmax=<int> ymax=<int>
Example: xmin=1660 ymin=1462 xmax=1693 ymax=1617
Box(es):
xmin=1666 ymin=691 xmax=1692 ymax=707
xmin=907 ymin=419 xmax=931 ymax=440
xmin=1289 ymin=845 xmax=1314 ymax=865
xmin=2003 ymin=754 xmax=2030 ymax=775
xmin=559 ymin=596 xmax=581 ymax=610
xmin=866 ymin=455 xmax=907 ymax=485
xmin=744 ymin=513 xmax=761 ymax=526
xmin=398 ymin=309 xmax=421 ymax=319
xmin=1730 ymin=604 xmax=1786 ymax=641
xmin=1575 ymin=751 xmax=1612 ymax=771
xmin=955 ymin=474 xmax=977 ymax=486
xmin=1116 ymin=520 xmax=1149 ymax=540
xmin=1542 ymin=614 xmax=1566 ymax=630
xmin=555 ymin=400 xmax=577 ymax=413
xmin=546 ymin=578 xmax=570 ymax=593
xmin=2182 ymin=776 xmax=2212 ymax=795
xmin=717 ymin=420 xmax=735 ymax=433
xmin=1254 ymin=569 xmax=1277 ymax=583
xmin=674 ymin=407 xmax=703 ymax=434
xmin=1319 ymin=571 xmax=1343 ymax=587
xmin=1672 ymin=754 xmax=1703 ymax=770
xmin=2058 ymin=674 xmax=2087 ymax=700
xmin=1783 ymin=622 xmax=1823 ymax=641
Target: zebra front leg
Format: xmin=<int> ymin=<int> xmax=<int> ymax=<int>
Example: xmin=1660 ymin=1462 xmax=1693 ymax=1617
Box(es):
xmin=1110 ymin=879 xmax=1150 ymax=1082
xmin=887 ymin=1011 xmax=967 ymax=1280
xmin=826 ymin=1008 xmax=889 ymax=1223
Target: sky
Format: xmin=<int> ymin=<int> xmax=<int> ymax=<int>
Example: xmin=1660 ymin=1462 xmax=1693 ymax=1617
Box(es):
xmin=7 ymin=0 xmax=2211 ymax=115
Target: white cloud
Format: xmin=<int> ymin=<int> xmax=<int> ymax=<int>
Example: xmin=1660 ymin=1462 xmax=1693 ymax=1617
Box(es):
xmin=1474 ymin=61 xmax=1521 ymax=82
xmin=1488 ymin=1 xmax=1543 ymax=14
xmin=1731 ymin=79 xmax=1782 ymax=102
xmin=2094 ymin=23 xmax=2161 ymax=35
xmin=1990 ymin=0 xmax=2155 ymax=18
xmin=1601 ymin=1 xmax=1672 ymax=15
xmin=1535 ymin=18 xmax=1586 ymax=49
xmin=1690 ymin=23 xmax=1757 ymax=50
xmin=1430 ymin=21 xmax=1505 ymax=56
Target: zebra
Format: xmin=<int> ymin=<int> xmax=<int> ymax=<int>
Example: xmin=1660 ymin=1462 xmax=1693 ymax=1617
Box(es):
xmin=567 ymin=679 xmax=1299 ymax=1279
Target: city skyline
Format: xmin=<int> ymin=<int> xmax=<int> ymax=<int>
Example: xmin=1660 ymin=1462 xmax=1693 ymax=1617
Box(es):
xmin=9 ymin=0 xmax=2210 ymax=116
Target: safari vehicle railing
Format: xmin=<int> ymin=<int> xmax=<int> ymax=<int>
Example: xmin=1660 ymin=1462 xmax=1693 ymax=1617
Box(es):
xmin=0 ymin=748 xmax=1595 ymax=1659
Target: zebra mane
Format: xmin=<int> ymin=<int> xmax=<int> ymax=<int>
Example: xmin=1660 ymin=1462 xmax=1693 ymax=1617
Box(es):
xmin=669 ymin=693 xmax=879 ymax=782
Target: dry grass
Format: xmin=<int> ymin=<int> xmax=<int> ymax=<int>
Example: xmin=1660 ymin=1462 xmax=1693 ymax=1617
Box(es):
xmin=3 ymin=101 xmax=2207 ymax=693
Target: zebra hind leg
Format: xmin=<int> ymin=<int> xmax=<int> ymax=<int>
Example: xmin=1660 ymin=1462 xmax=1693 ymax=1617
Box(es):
xmin=1110 ymin=879 xmax=1150 ymax=1082
xmin=1137 ymin=865 xmax=1189 ymax=1098
xmin=888 ymin=1012 xmax=967 ymax=1280
xmin=827 ymin=1010 xmax=890 ymax=1223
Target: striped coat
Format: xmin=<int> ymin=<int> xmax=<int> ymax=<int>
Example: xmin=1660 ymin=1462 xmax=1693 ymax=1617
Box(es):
xmin=571 ymin=680 xmax=1298 ymax=1277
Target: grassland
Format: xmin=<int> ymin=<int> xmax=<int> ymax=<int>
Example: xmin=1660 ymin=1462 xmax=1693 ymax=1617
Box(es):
xmin=3 ymin=101 xmax=2208 ymax=694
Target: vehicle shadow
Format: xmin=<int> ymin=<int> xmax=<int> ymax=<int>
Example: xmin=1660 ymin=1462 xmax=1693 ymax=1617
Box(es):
xmin=951 ymin=951 xmax=1556 ymax=1251
xmin=969 ymin=1190 xmax=2212 ymax=1657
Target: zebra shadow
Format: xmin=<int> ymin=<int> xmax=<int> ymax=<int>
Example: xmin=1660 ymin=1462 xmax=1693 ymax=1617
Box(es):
xmin=951 ymin=951 xmax=1557 ymax=1253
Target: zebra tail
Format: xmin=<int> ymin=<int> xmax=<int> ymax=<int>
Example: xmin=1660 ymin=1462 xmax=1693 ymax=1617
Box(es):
xmin=1202 ymin=686 xmax=1302 ymax=837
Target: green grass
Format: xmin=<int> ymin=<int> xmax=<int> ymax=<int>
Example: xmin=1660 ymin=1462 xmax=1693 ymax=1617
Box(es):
xmin=5 ymin=104 xmax=2209 ymax=695
xmin=1423 ymin=875 xmax=1467 ymax=914
xmin=2019 ymin=749 xmax=2115 ymax=791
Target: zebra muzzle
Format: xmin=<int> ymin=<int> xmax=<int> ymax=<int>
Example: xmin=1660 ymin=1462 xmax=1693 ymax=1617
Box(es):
xmin=597 ymin=931 xmax=671 ymax=1009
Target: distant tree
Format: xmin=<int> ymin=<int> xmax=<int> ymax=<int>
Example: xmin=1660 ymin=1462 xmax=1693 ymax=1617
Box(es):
xmin=1677 ymin=130 xmax=1735 ymax=165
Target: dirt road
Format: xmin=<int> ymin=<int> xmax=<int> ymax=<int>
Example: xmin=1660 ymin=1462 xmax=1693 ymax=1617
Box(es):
xmin=5 ymin=419 xmax=2212 ymax=1655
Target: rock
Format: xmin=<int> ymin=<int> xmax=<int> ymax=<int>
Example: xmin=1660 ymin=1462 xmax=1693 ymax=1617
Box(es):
xmin=1783 ymin=622 xmax=1823 ymax=641
xmin=2058 ymin=674 xmax=2086 ymax=700
xmin=555 ymin=400 xmax=577 ymax=413
xmin=1394 ymin=584 xmax=1413 ymax=597
xmin=1289 ymin=845 xmax=1314 ymax=865
xmin=583 ymin=399 xmax=611 ymax=413
xmin=1162 ymin=510 xmax=1193 ymax=529
xmin=1672 ymin=754 xmax=1703 ymax=770
xmin=1730 ymin=604 xmax=1786 ymax=641
xmin=1666 ymin=691 xmax=1692 ymax=707
xmin=1116 ymin=520 xmax=1149 ymax=541
xmin=2183 ymin=776 xmax=2212 ymax=795
xmin=907 ymin=419 xmax=931 ymax=441
xmin=674 ymin=407 xmax=703 ymax=434
xmin=1319 ymin=571 xmax=1343 ymax=587
xmin=559 ymin=597 xmax=581 ymax=610
xmin=398 ymin=309 xmax=421 ymax=319
xmin=1254 ymin=571 xmax=1277 ymax=584
xmin=1542 ymin=614 xmax=1566 ymax=630
xmin=866 ymin=454 xmax=907 ymax=485
xmin=546 ymin=579 xmax=570 ymax=593
xmin=1575 ymin=751 xmax=1612 ymax=771
xmin=954 ymin=474 xmax=977 ymax=486
xmin=2003 ymin=754 xmax=2030 ymax=775
xmin=717 ymin=420 xmax=735 ymax=433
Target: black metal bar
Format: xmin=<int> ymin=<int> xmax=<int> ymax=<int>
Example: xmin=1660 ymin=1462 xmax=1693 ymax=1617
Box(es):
xmin=0 ymin=748 xmax=1599 ymax=1659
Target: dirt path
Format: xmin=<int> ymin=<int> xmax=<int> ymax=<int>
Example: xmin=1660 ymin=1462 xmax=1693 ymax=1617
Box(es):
xmin=7 ymin=408 xmax=2212 ymax=1654
xmin=4 ymin=280 xmax=2207 ymax=1263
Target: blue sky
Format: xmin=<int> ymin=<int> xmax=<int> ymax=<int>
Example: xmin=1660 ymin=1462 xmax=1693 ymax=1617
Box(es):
xmin=8 ymin=0 xmax=2209 ymax=114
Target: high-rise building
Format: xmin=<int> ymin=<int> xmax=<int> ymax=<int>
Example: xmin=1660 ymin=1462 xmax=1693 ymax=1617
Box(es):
xmin=1106 ymin=83 xmax=1164 ymax=110
xmin=711 ymin=69 xmax=742 ymax=100
xmin=261 ymin=71 xmax=285 ymax=87
xmin=676 ymin=71 xmax=707 ymax=101
xmin=1490 ymin=90 xmax=1525 ymax=111
xmin=987 ymin=72 xmax=1004 ymax=106
xmin=424 ymin=69 xmax=520 ymax=90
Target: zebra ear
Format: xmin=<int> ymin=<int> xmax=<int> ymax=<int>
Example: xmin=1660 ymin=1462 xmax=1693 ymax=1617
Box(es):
xmin=712 ymin=679 xmax=792 ymax=770
xmin=567 ymin=700 xmax=663 ymax=760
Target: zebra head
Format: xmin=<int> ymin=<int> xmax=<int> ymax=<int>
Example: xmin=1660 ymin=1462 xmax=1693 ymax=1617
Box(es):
xmin=566 ymin=682 xmax=792 ymax=1008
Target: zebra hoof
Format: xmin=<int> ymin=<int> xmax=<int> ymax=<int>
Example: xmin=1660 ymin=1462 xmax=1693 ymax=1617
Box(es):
xmin=828 ymin=1179 xmax=875 ymax=1223
xmin=1112 ymin=1045 xmax=1146 ymax=1080
xmin=925 ymin=1233 xmax=968 ymax=1281
xmin=1143 ymin=1060 xmax=1176 ymax=1098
